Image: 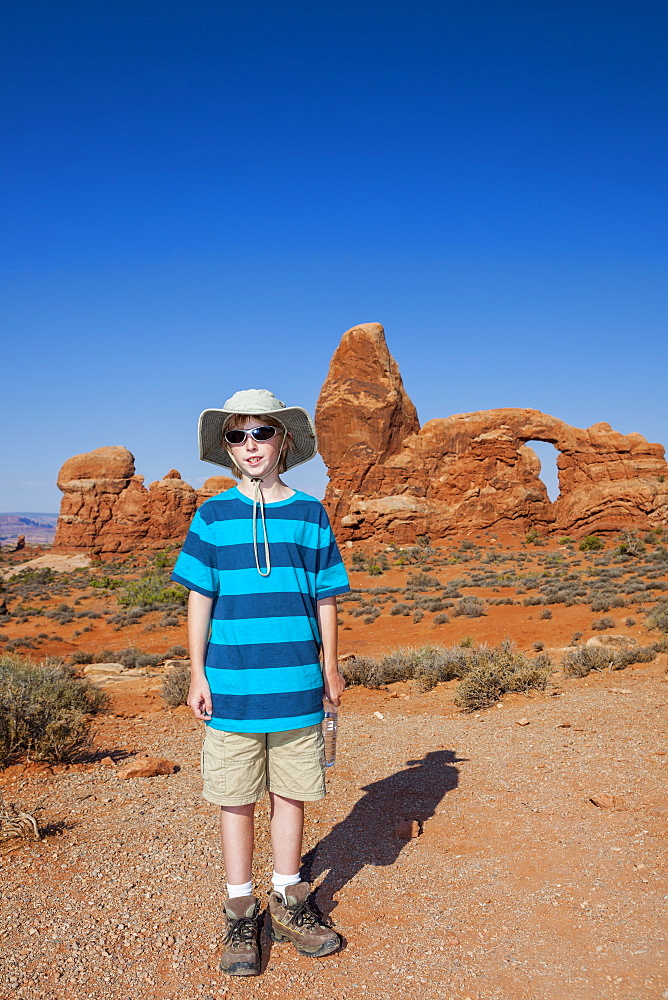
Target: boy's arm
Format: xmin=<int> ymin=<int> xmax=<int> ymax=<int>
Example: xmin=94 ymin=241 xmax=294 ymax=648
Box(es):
xmin=187 ymin=589 xmax=214 ymax=721
xmin=317 ymin=596 xmax=345 ymax=706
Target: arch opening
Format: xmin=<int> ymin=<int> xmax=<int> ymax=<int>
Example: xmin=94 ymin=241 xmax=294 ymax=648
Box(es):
xmin=525 ymin=440 xmax=561 ymax=502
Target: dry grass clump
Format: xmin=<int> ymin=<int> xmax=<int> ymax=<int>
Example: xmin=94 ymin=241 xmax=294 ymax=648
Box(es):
xmin=453 ymin=644 xmax=552 ymax=712
xmin=646 ymin=601 xmax=668 ymax=633
xmin=561 ymin=643 xmax=660 ymax=678
xmin=0 ymin=654 xmax=108 ymax=768
xmin=0 ymin=796 xmax=40 ymax=849
xmin=340 ymin=641 xmax=552 ymax=711
xmin=161 ymin=660 xmax=190 ymax=707
xmin=96 ymin=647 xmax=161 ymax=669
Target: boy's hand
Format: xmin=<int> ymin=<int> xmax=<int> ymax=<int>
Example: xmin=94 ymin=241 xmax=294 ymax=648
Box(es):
xmin=188 ymin=674 xmax=213 ymax=721
xmin=323 ymin=668 xmax=345 ymax=707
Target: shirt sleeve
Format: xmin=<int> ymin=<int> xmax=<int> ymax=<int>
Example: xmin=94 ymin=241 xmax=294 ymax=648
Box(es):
xmin=315 ymin=505 xmax=350 ymax=601
xmin=171 ymin=508 xmax=219 ymax=599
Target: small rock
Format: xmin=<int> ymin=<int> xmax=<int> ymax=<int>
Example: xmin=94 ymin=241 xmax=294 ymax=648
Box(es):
xmin=556 ymin=722 xmax=571 ymax=728
xmin=373 ymin=711 xmax=384 ymax=720
xmin=99 ymin=756 xmax=115 ymax=766
xmin=394 ymin=819 xmax=421 ymax=839
xmin=607 ymin=688 xmax=631 ymax=695
xmin=516 ymin=717 xmax=530 ymax=726
xmin=117 ymin=757 xmax=178 ymax=779
xmin=589 ymin=793 xmax=615 ymax=810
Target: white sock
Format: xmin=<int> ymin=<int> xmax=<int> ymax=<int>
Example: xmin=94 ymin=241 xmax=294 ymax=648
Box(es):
xmin=226 ymin=880 xmax=253 ymax=899
xmin=272 ymin=871 xmax=301 ymax=900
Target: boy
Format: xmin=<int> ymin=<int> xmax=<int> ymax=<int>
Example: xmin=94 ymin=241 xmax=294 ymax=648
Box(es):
xmin=171 ymin=388 xmax=349 ymax=976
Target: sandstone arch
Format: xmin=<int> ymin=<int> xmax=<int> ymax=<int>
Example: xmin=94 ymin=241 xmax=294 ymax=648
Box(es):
xmin=316 ymin=324 xmax=668 ymax=542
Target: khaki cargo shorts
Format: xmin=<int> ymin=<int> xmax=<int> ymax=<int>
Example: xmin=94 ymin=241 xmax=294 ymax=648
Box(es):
xmin=201 ymin=724 xmax=326 ymax=806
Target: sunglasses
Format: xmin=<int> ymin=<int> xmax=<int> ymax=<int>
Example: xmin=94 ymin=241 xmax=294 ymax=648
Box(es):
xmin=224 ymin=425 xmax=278 ymax=445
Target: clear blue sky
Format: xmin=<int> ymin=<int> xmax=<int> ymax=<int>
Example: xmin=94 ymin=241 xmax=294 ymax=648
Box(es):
xmin=2 ymin=0 xmax=666 ymax=512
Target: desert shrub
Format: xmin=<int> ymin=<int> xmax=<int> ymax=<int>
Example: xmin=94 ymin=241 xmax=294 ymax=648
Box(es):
xmin=453 ymin=643 xmax=552 ymax=712
xmin=161 ymin=661 xmax=190 ymax=707
xmin=523 ymin=596 xmax=543 ymax=607
xmin=539 ymin=608 xmax=552 ymax=620
xmin=559 ymin=536 xmax=574 ymax=545
xmin=524 ymin=528 xmax=541 ymax=544
xmin=390 ymin=602 xmax=411 ymax=616
xmin=591 ymin=616 xmax=616 ymax=631
xmin=89 ymin=576 xmax=122 ymax=590
xmin=433 ymin=612 xmax=450 ymax=625
xmin=624 ymin=617 xmax=636 ymax=627
xmin=8 ymin=567 xmax=54 ymax=586
xmin=412 ymin=609 xmax=424 ymax=623
xmin=70 ymin=651 xmax=94 ymax=665
xmin=453 ymin=596 xmax=486 ymax=618
xmin=118 ymin=575 xmax=187 ymax=609
xmin=532 ymin=641 xmax=545 ymax=651
xmin=153 ymin=549 xmax=177 ymax=570
xmin=646 ymin=601 xmax=668 ymax=633
xmin=407 ymin=571 xmax=441 ymax=590
xmin=579 ymin=535 xmax=604 ymax=552
xmin=0 ymin=655 xmax=107 ymax=767
xmin=614 ymin=531 xmax=646 ymax=558
xmin=562 ymin=643 xmax=658 ymax=677
xmin=97 ymin=647 xmax=161 ymax=669
xmin=166 ymin=644 xmax=188 ymax=658
xmin=561 ymin=646 xmax=614 ymax=677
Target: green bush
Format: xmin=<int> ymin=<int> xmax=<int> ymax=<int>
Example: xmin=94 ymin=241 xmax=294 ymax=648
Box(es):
xmin=161 ymin=660 xmax=190 ymax=707
xmin=579 ymin=535 xmax=604 ymax=552
xmin=118 ymin=574 xmax=187 ymax=609
xmin=0 ymin=655 xmax=107 ymax=767
xmin=89 ymin=576 xmax=122 ymax=590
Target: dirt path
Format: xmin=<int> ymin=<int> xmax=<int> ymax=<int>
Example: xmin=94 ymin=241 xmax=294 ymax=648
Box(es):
xmin=2 ymin=659 xmax=667 ymax=1000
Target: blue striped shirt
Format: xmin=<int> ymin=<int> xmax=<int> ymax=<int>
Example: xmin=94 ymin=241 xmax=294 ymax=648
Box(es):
xmin=171 ymin=488 xmax=350 ymax=733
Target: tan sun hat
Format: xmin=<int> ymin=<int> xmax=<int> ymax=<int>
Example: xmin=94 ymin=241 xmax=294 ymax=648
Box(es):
xmin=198 ymin=388 xmax=318 ymax=472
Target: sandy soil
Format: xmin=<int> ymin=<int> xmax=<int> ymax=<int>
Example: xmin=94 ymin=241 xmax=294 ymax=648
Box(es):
xmin=1 ymin=538 xmax=667 ymax=998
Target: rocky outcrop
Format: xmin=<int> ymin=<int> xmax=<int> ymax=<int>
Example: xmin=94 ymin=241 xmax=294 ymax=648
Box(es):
xmin=53 ymin=448 xmax=235 ymax=556
xmin=317 ymin=325 xmax=668 ymax=542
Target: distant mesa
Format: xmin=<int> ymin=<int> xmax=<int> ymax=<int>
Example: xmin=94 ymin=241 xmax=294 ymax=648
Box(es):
xmin=50 ymin=323 xmax=668 ymax=556
xmin=53 ymin=447 xmax=235 ymax=556
xmin=315 ymin=322 xmax=668 ymax=543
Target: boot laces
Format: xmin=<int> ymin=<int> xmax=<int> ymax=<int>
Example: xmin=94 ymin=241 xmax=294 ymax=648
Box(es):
xmin=287 ymin=898 xmax=326 ymax=930
xmin=224 ymin=914 xmax=257 ymax=946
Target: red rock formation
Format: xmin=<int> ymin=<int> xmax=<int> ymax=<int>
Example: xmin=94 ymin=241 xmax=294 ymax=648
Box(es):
xmin=316 ymin=322 xmax=419 ymax=467
xmin=317 ymin=326 xmax=668 ymax=542
xmin=53 ymin=449 xmax=235 ymax=557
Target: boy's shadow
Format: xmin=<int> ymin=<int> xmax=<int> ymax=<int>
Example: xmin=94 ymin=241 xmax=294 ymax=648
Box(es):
xmin=302 ymin=749 xmax=462 ymax=916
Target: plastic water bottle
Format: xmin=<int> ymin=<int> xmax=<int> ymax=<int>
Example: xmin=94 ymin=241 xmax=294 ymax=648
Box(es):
xmin=322 ymin=699 xmax=338 ymax=768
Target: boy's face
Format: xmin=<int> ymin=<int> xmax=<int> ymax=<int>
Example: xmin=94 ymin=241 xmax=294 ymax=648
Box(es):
xmin=227 ymin=417 xmax=285 ymax=480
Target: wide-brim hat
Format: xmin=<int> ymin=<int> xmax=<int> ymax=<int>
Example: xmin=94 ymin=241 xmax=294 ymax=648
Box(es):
xmin=198 ymin=388 xmax=318 ymax=472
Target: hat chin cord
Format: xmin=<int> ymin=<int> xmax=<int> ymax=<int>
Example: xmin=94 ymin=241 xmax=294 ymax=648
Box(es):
xmin=248 ymin=429 xmax=286 ymax=577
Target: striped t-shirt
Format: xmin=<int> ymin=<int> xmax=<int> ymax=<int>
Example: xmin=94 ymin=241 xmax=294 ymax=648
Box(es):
xmin=171 ymin=488 xmax=350 ymax=733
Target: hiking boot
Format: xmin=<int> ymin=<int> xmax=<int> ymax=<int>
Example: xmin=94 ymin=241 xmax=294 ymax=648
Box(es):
xmin=267 ymin=882 xmax=340 ymax=957
xmin=220 ymin=895 xmax=261 ymax=976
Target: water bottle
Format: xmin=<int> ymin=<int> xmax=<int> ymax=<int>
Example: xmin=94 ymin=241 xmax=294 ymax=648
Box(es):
xmin=322 ymin=699 xmax=338 ymax=768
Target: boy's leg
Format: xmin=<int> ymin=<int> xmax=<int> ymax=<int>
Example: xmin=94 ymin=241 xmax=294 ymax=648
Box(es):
xmin=265 ymin=730 xmax=340 ymax=958
xmin=220 ymin=803 xmax=255 ymax=888
xmin=269 ymin=792 xmax=304 ymax=877
xmin=219 ymin=804 xmax=261 ymax=976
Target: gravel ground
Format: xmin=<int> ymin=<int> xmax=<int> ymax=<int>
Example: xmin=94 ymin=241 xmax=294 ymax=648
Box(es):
xmin=1 ymin=659 xmax=667 ymax=1000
